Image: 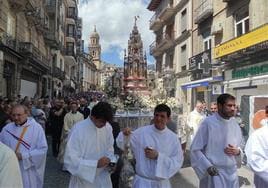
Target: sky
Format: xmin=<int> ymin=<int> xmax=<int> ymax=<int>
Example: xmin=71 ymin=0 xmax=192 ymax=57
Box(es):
xmin=78 ymin=0 xmax=155 ymax=67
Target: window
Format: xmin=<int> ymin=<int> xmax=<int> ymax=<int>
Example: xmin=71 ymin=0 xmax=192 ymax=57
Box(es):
xmin=60 ymin=59 xmax=63 ymax=70
xmin=203 ymin=36 xmax=212 ymax=50
xmin=67 ymin=24 xmax=75 ymax=37
xmin=180 ymin=45 xmax=187 ymax=70
xmin=67 ymin=7 xmax=76 ymax=19
xmin=169 ymin=53 xmax=174 ymax=69
xmin=66 ymin=42 xmax=74 ymax=56
xmin=235 ymin=10 xmax=249 ymax=37
xmin=181 ymin=9 xmax=187 ymax=33
xmin=7 ymin=13 xmax=15 ymax=36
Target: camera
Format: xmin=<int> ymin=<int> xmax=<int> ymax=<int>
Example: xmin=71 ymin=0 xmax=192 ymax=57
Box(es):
xmin=109 ymin=154 xmax=119 ymax=167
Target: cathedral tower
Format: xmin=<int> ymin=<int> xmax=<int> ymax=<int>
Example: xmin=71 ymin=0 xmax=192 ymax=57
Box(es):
xmin=88 ymin=26 xmax=101 ymax=69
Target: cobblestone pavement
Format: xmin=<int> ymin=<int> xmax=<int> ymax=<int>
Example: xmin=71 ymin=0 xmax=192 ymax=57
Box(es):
xmin=44 ymin=136 xmax=70 ymax=188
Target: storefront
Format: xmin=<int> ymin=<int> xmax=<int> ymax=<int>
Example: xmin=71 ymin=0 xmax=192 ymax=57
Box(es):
xmin=181 ymin=76 xmax=223 ymax=106
xmin=224 ymin=62 xmax=268 ymax=105
xmin=213 ymin=24 xmax=268 ymax=105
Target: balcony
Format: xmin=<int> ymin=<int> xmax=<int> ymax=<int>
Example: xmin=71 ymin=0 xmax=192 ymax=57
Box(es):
xmin=46 ymin=0 xmax=57 ymax=15
xmin=0 ymin=32 xmax=18 ymax=51
xmin=158 ymin=4 xmax=176 ymax=23
xmin=44 ymin=31 xmax=60 ymax=49
xmin=19 ymin=42 xmax=50 ymax=71
xmin=77 ymin=18 xmax=82 ymax=28
xmin=194 ymin=0 xmax=213 ymax=24
xmin=149 ymin=14 xmax=162 ymax=31
xmin=77 ymin=30 xmax=82 ymax=38
xmin=157 ymin=32 xmax=175 ymax=51
xmin=8 ymin=0 xmax=27 ymax=10
xmin=150 ymin=31 xmax=174 ymax=57
xmin=53 ymin=67 xmax=65 ymax=80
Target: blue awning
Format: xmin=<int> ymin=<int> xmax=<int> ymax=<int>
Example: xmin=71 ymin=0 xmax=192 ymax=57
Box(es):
xmin=181 ymin=76 xmax=223 ymax=90
xmin=181 ymin=81 xmax=209 ymax=89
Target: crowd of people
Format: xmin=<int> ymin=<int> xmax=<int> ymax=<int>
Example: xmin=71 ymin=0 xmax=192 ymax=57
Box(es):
xmin=0 ymin=93 xmax=267 ymax=188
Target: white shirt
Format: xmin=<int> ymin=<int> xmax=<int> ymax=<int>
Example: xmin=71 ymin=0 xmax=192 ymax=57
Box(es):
xmin=245 ymin=125 xmax=268 ymax=188
xmin=117 ymin=125 xmax=183 ymax=188
xmin=64 ymin=118 xmax=114 ymax=188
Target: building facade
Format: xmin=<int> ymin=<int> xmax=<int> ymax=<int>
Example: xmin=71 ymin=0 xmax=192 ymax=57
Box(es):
xmin=100 ymin=63 xmax=117 ymax=89
xmin=148 ymin=0 xmax=193 ymax=115
xmin=212 ymin=0 xmax=268 ymax=105
xmin=148 ymin=0 xmax=268 ymax=114
xmin=0 ymin=0 xmax=52 ymax=99
xmin=0 ymin=0 xmax=88 ymax=99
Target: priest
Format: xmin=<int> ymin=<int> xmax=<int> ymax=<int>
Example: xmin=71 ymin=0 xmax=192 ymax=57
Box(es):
xmin=117 ymin=104 xmax=183 ymax=188
xmin=64 ymin=102 xmax=115 ymax=188
xmin=0 ymin=105 xmax=48 ymax=188
xmin=245 ymin=125 xmax=268 ymax=188
xmin=190 ymin=94 xmax=242 ymax=188
xmin=58 ymin=101 xmax=84 ymax=165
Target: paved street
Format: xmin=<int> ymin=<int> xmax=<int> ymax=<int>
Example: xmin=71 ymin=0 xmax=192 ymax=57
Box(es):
xmin=44 ymin=138 xmax=254 ymax=188
xmin=171 ymin=166 xmax=254 ymax=188
xmin=44 ymin=136 xmax=70 ymax=188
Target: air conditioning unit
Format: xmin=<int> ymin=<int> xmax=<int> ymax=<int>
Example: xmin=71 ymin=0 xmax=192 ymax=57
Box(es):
xmin=212 ymin=23 xmax=223 ymax=35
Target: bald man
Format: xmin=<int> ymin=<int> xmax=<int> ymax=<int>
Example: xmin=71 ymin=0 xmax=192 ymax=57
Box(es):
xmin=187 ymin=101 xmax=205 ymax=145
xmin=210 ymin=102 xmax=218 ymax=114
xmin=0 ymin=105 xmax=48 ymax=188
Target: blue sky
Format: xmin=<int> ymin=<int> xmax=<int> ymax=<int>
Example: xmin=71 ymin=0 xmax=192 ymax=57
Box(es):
xmin=78 ymin=0 xmax=155 ymax=67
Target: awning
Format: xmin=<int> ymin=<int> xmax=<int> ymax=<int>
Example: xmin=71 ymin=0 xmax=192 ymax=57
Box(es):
xmin=224 ymin=74 xmax=268 ymax=88
xmin=181 ymin=76 xmax=223 ymax=90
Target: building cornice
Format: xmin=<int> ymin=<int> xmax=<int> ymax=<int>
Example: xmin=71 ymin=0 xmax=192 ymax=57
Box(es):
xmin=147 ymin=0 xmax=162 ymax=11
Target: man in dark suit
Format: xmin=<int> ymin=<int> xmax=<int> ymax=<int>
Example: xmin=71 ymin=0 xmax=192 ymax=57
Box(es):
xmin=78 ymin=97 xmax=91 ymax=119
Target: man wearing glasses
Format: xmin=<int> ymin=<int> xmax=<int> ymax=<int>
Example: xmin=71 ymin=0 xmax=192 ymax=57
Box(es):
xmin=0 ymin=105 xmax=48 ymax=188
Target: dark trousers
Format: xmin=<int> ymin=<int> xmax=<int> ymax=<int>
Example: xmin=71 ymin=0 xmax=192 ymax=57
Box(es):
xmin=51 ymin=126 xmax=62 ymax=157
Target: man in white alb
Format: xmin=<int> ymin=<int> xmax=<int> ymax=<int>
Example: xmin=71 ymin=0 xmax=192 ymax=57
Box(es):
xmin=0 ymin=105 xmax=48 ymax=188
xmin=187 ymin=101 xmax=205 ymax=145
xmin=117 ymin=104 xmax=184 ymax=188
xmin=0 ymin=141 xmax=23 ymax=187
xmin=58 ymin=101 xmax=84 ymax=165
xmin=190 ymin=94 xmax=242 ymax=188
xmin=245 ymin=121 xmax=268 ymax=188
xmin=64 ymin=102 xmax=115 ymax=188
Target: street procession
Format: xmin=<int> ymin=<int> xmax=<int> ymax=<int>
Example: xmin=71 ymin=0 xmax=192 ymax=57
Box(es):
xmin=0 ymin=0 xmax=268 ymax=188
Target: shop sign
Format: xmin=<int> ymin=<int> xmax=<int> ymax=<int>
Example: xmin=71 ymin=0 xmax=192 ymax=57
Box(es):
xmin=213 ymin=24 xmax=268 ymax=59
xmin=189 ymin=49 xmax=212 ymax=74
xmin=232 ymin=64 xmax=268 ymax=79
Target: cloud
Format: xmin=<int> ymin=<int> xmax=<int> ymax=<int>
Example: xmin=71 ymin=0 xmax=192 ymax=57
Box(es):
xmin=79 ymin=0 xmax=154 ymax=64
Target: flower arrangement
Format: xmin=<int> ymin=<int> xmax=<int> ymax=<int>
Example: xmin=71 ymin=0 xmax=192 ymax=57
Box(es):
xmin=109 ymin=97 xmax=124 ymax=110
xmin=123 ymin=94 xmax=141 ymax=109
xmin=109 ymin=92 xmax=179 ymax=112
xmin=140 ymin=96 xmax=179 ymax=110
